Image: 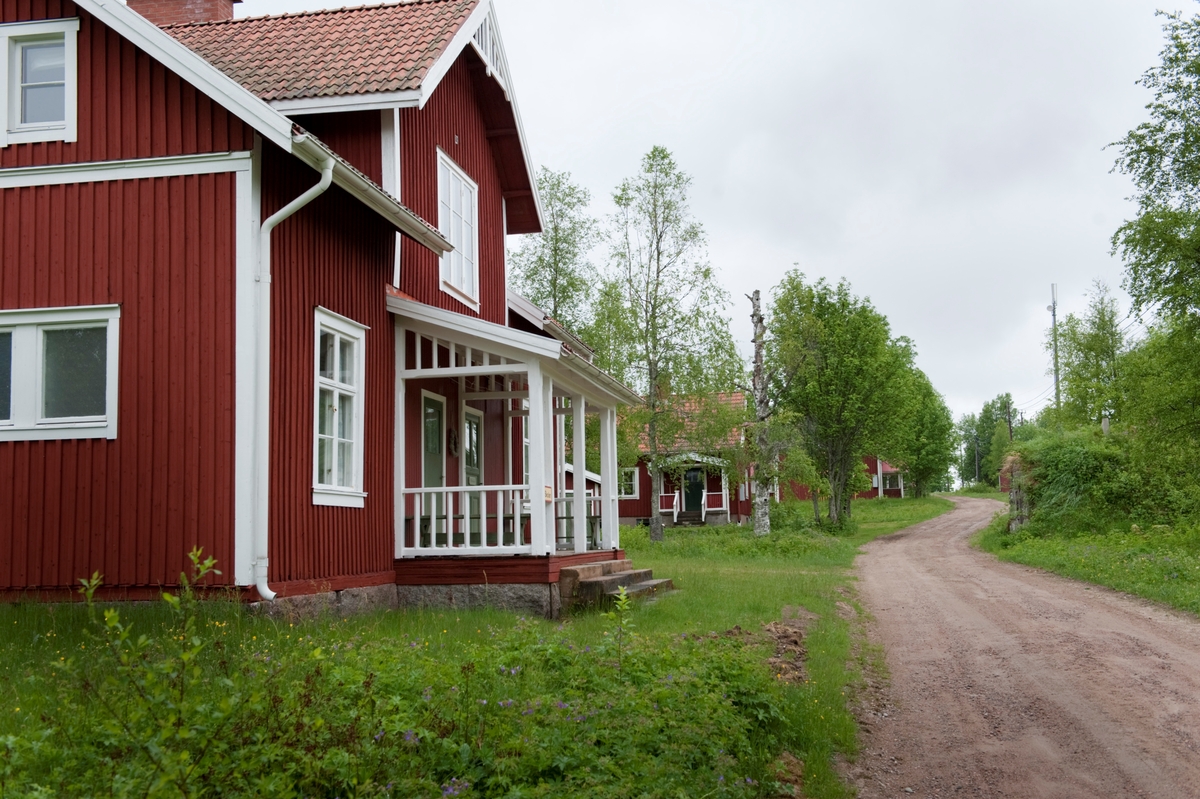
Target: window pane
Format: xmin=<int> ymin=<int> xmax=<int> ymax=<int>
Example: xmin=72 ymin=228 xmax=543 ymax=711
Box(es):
xmin=338 ymin=338 xmax=354 ymax=385
xmin=337 ymin=441 xmax=353 ymax=487
xmin=43 ymin=327 xmax=106 ymax=419
xmin=23 ymin=42 xmax=65 ymax=84
xmin=337 ymin=392 xmax=354 ymax=440
xmin=0 ymin=331 xmax=10 ymax=421
xmin=317 ymin=437 xmax=333 ymax=485
xmin=22 ymin=84 xmax=65 ymax=125
xmin=318 ymin=388 xmax=334 ymax=436
xmin=318 ymin=331 xmax=334 ymax=379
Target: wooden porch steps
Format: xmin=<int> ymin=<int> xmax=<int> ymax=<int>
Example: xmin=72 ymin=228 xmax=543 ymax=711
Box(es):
xmin=558 ymin=559 xmax=675 ymax=609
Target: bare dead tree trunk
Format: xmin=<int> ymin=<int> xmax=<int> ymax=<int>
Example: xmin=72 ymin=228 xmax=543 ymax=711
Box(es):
xmin=748 ymin=290 xmax=772 ymax=536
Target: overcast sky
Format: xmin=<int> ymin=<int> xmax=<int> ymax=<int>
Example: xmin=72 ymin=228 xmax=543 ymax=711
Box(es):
xmin=247 ymin=0 xmax=1173 ymax=421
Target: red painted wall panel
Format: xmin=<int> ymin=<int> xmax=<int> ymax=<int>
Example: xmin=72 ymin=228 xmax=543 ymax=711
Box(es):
xmin=399 ymin=55 xmax=507 ymax=326
xmin=263 ymin=144 xmax=397 ymax=586
xmin=0 ymin=0 xmax=254 ymax=167
xmin=293 ymin=112 xmax=383 ymax=186
xmin=0 ymin=174 xmax=237 ymax=590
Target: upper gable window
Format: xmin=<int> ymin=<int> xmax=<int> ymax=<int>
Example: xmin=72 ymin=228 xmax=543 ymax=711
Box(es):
xmin=437 ymin=149 xmax=479 ymax=308
xmin=0 ymin=18 xmax=79 ymax=147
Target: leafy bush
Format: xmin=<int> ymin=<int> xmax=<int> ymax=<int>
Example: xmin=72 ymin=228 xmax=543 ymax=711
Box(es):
xmin=959 ymin=482 xmax=1001 ymax=496
xmin=2 ymin=553 xmax=802 ymax=798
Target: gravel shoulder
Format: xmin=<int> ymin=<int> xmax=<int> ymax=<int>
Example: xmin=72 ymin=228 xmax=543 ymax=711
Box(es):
xmin=847 ymin=496 xmax=1200 ymax=798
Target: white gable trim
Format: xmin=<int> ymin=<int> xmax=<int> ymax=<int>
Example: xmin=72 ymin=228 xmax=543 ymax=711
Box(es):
xmin=78 ymin=0 xmax=293 ymax=150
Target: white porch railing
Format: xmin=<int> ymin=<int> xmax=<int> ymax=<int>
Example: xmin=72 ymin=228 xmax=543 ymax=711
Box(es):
xmin=401 ymin=484 xmax=533 ymax=556
xmin=553 ymin=492 xmax=603 ymax=551
xmin=659 ymin=492 xmax=680 ymax=524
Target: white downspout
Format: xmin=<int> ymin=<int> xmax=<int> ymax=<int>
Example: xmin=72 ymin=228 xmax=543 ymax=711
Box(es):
xmin=253 ymin=147 xmax=335 ymax=602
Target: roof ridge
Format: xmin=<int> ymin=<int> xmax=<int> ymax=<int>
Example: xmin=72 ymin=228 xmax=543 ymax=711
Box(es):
xmin=162 ymin=0 xmax=458 ymax=30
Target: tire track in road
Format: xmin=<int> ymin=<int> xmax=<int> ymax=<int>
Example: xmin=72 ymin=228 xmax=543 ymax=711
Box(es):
xmin=848 ymin=496 xmax=1200 ymax=798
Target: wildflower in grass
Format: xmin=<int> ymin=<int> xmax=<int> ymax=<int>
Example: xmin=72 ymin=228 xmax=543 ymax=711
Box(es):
xmin=442 ymin=777 xmax=470 ymax=796
xmin=499 ymin=699 xmax=514 ymax=708
xmin=403 ymin=730 xmax=417 ymax=744
xmin=374 ymin=730 xmax=385 ymax=742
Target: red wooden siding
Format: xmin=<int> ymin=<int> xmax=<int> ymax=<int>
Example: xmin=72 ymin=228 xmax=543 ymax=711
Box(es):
xmin=0 ymin=0 xmax=254 ymax=167
xmin=263 ymin=144 xmax=397 ymax=588
xmin=399 ymin=54 xmax=507 ymax=325
xmin=0 ymin=173 xmax=237 ymax=589
xmin=395 ymin=549 xmax=626 ymax=586
xmin=293 ymin=112 xmax=383 ymax=186
xmin=617 ymin=462 xmax=653 ymax=520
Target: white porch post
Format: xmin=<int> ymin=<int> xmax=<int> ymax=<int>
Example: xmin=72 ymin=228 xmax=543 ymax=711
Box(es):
xmin=599 ymin=404 xmax=618 ymax=549
xmin=394 ymin=322 xmax=406 ymax=558
xmin=572 ymin=394 xmax=588 ymax=553
xmin=877 ymin=457 xmax=884 ymax=498
xmin=541 ymin=374 xmax=556 ymax=553
xmin=526 ymin=362 xmax=549 ymax=554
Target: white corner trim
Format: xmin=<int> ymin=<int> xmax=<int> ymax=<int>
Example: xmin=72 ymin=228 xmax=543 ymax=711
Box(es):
xmin=0 ymin=151 xmax=252 ymax=189
xmin=233 ymin=139 xmax=260 ymax=586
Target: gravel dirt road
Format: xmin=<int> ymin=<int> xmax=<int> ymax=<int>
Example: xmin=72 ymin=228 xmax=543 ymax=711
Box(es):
xmin=847 ymin=495 xmax=1200 ymax=798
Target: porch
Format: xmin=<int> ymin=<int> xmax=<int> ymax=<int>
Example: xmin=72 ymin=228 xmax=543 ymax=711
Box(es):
xmin=656 ymin=455 xmax=732 ymax=526
xmin=389 ymin=295 xmax=639 ymax=563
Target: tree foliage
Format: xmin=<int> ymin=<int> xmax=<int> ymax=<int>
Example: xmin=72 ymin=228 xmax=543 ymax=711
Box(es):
xmin=1047 ymin=280 xmax=1127 ymax=426
xmin=1111 ymin=10 xmax=1200 ymax=319
xmin=891 ymin=371 xmax=957 ymax=497
xmin=508 ymin=167 xmax=599 ymax=333
xmin=770 ymin=272 xmax=915 ymax=525
xmin=606 ymin=146 xmax=744 ymax=540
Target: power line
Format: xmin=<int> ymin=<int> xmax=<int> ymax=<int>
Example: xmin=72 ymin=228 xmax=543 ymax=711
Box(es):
xmin=1014 ymin=383 xmax=1054 ymax=409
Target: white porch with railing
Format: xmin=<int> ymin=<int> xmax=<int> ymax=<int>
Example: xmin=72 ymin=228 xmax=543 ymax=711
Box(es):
xmin=390 ymin=296 xmax=632 ymax=560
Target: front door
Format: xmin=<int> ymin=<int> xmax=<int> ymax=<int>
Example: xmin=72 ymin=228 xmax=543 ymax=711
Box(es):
xmin=463 ymin=409 xmax=483 ymax=545
xmin=684 ymin=468 xmax=705 ymax=512
xmin=422 ymin=395 xmax=444 ymax=546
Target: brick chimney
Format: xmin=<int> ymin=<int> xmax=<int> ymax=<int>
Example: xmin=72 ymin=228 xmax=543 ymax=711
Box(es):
xmin=127 ymin=0 xmax=242 ymax=27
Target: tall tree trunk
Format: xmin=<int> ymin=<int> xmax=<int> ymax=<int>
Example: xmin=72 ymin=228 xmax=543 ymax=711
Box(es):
xmin=748 ymin=290 xmax=772 ymax=536
xmin=650 ymin=463 xmax=665 ymax=542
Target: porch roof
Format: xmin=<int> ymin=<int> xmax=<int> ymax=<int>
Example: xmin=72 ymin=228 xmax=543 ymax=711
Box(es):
xmin=386 ymin=292 xmax=641 ymax=406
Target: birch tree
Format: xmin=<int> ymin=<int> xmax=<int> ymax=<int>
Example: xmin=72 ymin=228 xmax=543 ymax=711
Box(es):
xmin=509 ymin=167 xmax=598 ymax=333
xmin=609 ymin=146 xmax=742 ymax=542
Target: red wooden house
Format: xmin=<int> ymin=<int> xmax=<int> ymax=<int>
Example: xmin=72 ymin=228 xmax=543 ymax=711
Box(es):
xmin=0 ymin=0 xmax=639 ymax=617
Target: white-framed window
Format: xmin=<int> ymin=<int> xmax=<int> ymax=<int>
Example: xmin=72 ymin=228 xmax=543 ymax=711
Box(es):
xmin=312 ymin=307 xmax=368 ymax=508
xmin=883 ymin=473 xmax=901 ymax=491
xmin=0 ymin=304 xmax=119 ymax=441
xmin=619 ymin=466 xmax=639 ymax=499
xmin=0 ymin=18 xmax=79 ymax=148
xmin=436 ymin=148 xmax=479 ymax=307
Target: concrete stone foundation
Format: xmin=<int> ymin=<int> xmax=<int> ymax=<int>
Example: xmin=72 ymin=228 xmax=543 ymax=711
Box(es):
xmin=396 ymin=583 xmax=561 ymax=619
xmin=251 ymin=582 xmax=565 ymax=620
xmin=250 ymin=582 xmax=399 ymax=621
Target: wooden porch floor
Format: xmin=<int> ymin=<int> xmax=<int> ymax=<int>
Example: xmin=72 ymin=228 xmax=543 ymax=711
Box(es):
xmin=394 ymin=549 xmax=626 ymax=585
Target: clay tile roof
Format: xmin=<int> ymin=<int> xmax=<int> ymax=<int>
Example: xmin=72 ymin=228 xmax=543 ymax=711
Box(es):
xmin=637 ymin=392 xmax=748 ymax=455
xmin=165 ymin=0 xmax=479 ymax=102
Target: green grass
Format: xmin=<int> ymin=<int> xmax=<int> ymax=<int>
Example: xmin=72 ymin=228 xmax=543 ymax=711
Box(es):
xmin=975 ymin=514 xmax=1200 ymax=616
xmin=0 ymin=497 xmax=954 ymax=798
xmin=946 ymin=487 xmax=1009 ymax=503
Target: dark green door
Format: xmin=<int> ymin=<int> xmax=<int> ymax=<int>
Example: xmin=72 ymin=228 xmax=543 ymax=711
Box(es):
xmin=684 ymin=468 xmax=705 ymax=512
xmin=422 ymin=396 xmax=444 ymax=546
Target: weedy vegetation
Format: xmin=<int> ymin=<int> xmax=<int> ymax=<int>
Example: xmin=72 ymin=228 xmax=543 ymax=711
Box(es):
xmin=1 ymin=497 xmax=952 ymax=799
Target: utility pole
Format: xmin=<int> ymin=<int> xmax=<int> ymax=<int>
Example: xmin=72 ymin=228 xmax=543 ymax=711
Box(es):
xmin=1048 ymin=284 xmax=1060 ymax=412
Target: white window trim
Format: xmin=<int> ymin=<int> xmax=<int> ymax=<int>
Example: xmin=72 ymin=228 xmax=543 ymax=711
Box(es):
xmin=619 ymin=466 xmax=640 ymax=500
xmin=0 ymin=18 xmax=79 ymax=149
xmin=0 ymin=304 xmax=119 ymax=441
xmin=436 ymin=147 xmax=480 ymax=310
xmin=312 ymin=306 xmax=368 ymax=508
xmin=461 ymin=404 xmax=484 ymax=486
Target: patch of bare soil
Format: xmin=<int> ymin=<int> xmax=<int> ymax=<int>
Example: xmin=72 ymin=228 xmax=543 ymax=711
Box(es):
xmin=848 ymin=496 xmax=1200 ymax=798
